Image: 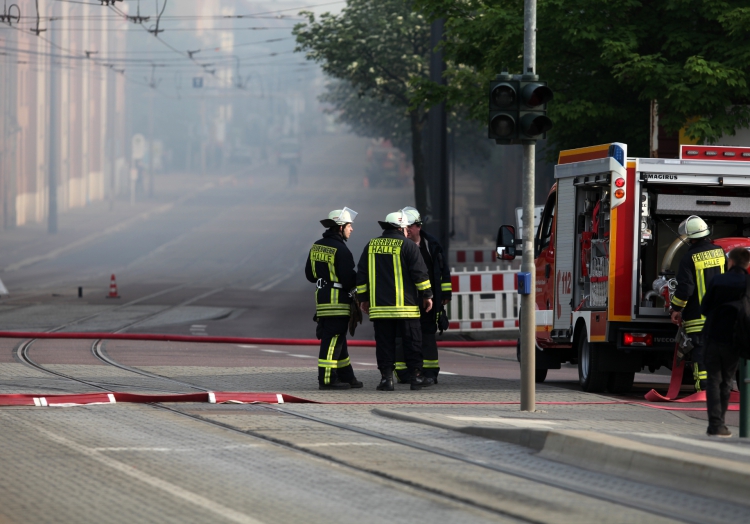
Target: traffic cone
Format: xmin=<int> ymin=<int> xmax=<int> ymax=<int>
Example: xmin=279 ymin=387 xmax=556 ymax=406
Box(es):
xmin=107 ymin=274 xmax=120 ymax=299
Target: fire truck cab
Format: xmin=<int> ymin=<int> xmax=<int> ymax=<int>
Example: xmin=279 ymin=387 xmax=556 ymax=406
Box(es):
xmin=499 ymin=143 xmax=750 ymax=393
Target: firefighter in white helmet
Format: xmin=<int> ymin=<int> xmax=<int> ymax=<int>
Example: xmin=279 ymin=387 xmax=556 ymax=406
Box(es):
xmin=305 ymin=208 xmax=363 ymax=390
xmin=392 ymin=206 xmax=453 ymax=384
xmin=670 ymin=215 xmax=725 ymax=391
xmin=356 ymin=209 xmax=435 ymax=391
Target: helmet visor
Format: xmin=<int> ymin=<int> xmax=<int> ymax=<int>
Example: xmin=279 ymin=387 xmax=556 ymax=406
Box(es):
xmin=339 ymin=207 xmax=358 ymax=224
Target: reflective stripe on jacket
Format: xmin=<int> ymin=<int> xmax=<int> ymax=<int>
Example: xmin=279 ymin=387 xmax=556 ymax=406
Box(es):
xmin=671 ymin=239 xmax=725 ymax=334
xmin=305 ymin=230 xmax=356 ymax=318
xmin=356 ymin=229 xmax=432 ymax=319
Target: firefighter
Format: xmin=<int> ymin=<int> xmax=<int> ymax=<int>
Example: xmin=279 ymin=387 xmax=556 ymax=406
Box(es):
xmin=356 ymin=209 xmax=435 ymax=391
xmin=305 ymin=208 xmax=363 ymax=390
xmin=393 ymin=207 xmax=452 ymax=384
xmin=669 ymin=215 xmax=725 ymax=392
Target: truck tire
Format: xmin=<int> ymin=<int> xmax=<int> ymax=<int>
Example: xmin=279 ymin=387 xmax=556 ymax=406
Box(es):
xmin=577 ymin=332 xmax=608 ymax=392
xmin=607 ymin=372 xmax=635 ymax=394
xmin=516 ymin=338 xmax=548 ymax=382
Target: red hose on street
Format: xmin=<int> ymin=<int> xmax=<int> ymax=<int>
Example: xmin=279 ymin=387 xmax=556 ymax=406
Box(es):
xmin=0 ymin=331 xmax=516 ymax=348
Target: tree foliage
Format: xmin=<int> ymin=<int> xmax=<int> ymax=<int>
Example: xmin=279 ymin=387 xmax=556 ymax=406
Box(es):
xmin=320 ymin=80 xmax=413 ymax=158
xmin=413 ymin=0 xmax=750 ymax=158
xmin=293 ymin=0 xmax=432 ymax=211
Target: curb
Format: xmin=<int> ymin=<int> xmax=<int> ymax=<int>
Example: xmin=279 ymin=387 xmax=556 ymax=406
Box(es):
xmin=373 ymin=408 xmax=750 ymax=506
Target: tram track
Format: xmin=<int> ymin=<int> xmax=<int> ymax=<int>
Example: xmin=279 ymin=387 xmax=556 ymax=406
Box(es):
xmin=13 ymin=328 xmax=737 ymax=524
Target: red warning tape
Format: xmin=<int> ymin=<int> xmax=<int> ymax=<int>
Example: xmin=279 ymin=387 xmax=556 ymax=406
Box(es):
xmin=0 ymin=331 xmax=515 ymax=348
xmin=0 ymin=392 xmax=315 ymax=407
xmin=0 ymin=391 xmax=737 ymax=411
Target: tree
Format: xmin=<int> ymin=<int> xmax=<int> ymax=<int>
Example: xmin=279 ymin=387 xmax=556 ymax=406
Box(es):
xmin=413 ymin=0 xmax=750 ymax=158
xmin=293 ymin=0 xmax=432 ymax=211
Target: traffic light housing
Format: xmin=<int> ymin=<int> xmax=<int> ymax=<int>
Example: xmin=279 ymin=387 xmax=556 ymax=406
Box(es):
xmin=488 ymin=74 xmax=553 ymax=144
xmin=488 ymin=75 xmax=519 ymax=143
xmin=518 ymin=80 xmax=553 ymax=140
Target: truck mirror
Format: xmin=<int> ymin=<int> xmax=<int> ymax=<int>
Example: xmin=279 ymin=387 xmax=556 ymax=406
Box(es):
xmin=496 ymin=225 xmax=517 ymax=260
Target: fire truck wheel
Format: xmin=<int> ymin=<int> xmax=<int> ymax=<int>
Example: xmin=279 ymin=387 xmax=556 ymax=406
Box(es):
xmin=577 ymin=332 xmax=608 ymax=392
xmin=607 ymin=372 xmax=635 ymax=394
xmin=535 ymin=369 xmax=548 ymax=383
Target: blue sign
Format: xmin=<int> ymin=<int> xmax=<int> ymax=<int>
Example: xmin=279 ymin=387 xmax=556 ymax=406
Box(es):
xmin=193 ymin=77 xmax=203 ymax=88
xmin=517 ymin=272 xmax=532 ymax=295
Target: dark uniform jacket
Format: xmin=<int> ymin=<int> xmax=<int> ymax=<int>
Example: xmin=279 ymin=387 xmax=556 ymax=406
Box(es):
xmin=418 ymin=229 xmax=452 ymax=305
xmin=305 ymin=229 xmax=356 ymax=318
xmin=700 ymin=265 xmax=749 ymax=345
xmin=356 ymin=229 xmax=433 ymax=319
xmin=671 ymin=238 xmax=725 ymax=334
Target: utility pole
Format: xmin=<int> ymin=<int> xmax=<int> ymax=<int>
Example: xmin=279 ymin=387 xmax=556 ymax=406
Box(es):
xmin=47 ymin=24 xmax=58 ymax=234
xmin=148 ymin=91 xmax=154 ymax=197
xmin=427 ymin=18 xmax=450 ymax=254
xmin=519 ymin=0 xmax=537 ymax=412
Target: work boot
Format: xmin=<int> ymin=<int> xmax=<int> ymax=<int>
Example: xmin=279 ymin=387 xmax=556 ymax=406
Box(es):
xmin=395 ymin=371 xmax=410 ymax=384
xmin=319 ymin=381 xmax=351 ymax=390
xmin=376 ymin=368 xmax=394 ymax=391
xmin=707 ymin=425 xmax=732 ymax=438
xmin=410 ymin=370 xmax=434 ymax=391
xmin=349 ymin=378 xmax=364 ymax=388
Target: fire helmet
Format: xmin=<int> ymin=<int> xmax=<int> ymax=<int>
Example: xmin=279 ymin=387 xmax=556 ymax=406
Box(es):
xmin=378 ymin=209 xmax=411 ymax=230
xmin=320 ymin=207 xmax=357 ymax=228
xmin=678 ymin=215 xmax=710 ymax=240
xmin=402 ymin=206 xmax=422 ymax=225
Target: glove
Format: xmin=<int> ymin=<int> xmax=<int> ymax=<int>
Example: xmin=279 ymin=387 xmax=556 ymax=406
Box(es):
xmin=675 ymin=325 xmax=693 ymax=363
xmin=437 ymin=307 xmax=449 ymax=334
xmin=349 ymin=298 xmax=362 ymax=336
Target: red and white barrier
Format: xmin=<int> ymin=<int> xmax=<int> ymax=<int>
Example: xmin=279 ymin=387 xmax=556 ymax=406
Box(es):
xmin=449 ymin=247 xmax=499 ymax=267
xmin=446 ymin=268 xmax=519 ymax=333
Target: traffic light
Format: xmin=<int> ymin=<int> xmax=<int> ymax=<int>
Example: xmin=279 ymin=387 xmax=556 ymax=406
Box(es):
xmin=518 ymin=80 xmax=553 ymax=140
xmin=488 ymin=75 xmax=519 ymax=143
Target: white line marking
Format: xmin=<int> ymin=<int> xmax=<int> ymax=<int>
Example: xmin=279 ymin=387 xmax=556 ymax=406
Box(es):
xmin=191 ymin=325 xmax=207 ymax=328
xmin=93 ymin=445 xmax=261 ymax=452
xmin=288 ymin=354 xmax=315 ymax=359
xmin=447 ymin=416 xmax=559 ymax=428
xmin=440 ymin=372 xmax=457 ymax=375
xmin=33 ymin=426 xmax=264 ymax=524
xmin=301 ymin=442 xmax=392 ymax=447
xmin=353 ymin=362 xmax=377 ymax=366
xmin=261 ymin=349 xmax=286 ymax=354
xmin=236 ymin=345 xmax=258 ymax=349
xmin=632 ymin=433 xmax=750 ymax=457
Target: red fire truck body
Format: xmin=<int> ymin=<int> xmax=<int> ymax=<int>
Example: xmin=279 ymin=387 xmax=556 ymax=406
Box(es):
xmin=516 ymin=143 xmax=750 ymax=393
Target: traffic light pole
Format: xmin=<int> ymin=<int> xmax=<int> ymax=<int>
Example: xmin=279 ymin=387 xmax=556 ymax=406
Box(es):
xmin=520 ymin=0 xmax=537 ymax=412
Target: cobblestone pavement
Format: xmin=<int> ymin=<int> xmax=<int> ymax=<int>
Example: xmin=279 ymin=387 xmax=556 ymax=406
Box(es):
xmin=2 ymin=355 xmax=748 ymax=523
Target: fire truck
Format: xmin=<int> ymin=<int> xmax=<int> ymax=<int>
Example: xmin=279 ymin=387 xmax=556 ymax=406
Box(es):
xmin=498 ymin=143 xmax=750 ymax=393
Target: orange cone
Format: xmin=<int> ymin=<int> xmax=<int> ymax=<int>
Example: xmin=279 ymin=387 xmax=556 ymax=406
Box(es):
xmin=107 ymin=274 xmax=120 ymax=299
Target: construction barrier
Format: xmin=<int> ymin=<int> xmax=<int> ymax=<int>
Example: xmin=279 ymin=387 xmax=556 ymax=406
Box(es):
xmin=446 ymin=268 xmax=519 ymax=333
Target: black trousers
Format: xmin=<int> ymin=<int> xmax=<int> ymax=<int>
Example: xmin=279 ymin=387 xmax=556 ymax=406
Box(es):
xmin=373 ymin=318 xmax=423 ymax=373
xmin=705 ymin=339 xmax=740 ymax=430
xmin=395 ymin=306 xmax=439 ymax=379
xmin=686 ymin=332 xmax=708 ymax=390
xmin=317 ymin=316 xmax=355 ymax=385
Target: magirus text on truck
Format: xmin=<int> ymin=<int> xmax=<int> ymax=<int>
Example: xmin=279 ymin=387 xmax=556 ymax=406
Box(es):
xmin=497 ymin=143 xmax=750 ymax=393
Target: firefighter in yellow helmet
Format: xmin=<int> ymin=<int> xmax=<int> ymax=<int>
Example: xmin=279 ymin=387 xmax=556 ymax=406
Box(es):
xmin=356 ymin=209 xmax=435 ymax=390
xmin=670 ymin=215 xmax=725 ymax=391
xmin=305 ymin=208 xmax=363 ymax=390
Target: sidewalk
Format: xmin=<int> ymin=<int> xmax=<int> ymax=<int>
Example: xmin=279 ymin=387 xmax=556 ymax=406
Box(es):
xmin=371 ymin=385 xmax=750 ymax=507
